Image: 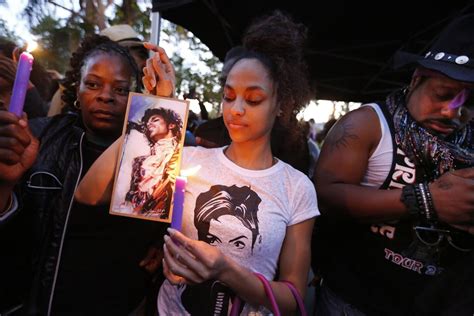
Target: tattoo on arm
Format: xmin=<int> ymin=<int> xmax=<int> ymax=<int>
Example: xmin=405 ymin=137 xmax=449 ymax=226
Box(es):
xmin=437 ymin=179 xmax=452 ymax=190
xmin=324 ymin=121 xmax=359 ymax=151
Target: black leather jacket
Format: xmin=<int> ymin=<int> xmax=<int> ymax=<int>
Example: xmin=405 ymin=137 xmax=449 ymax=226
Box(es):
xmin=2 ymin=113 xmax=85 ymax=316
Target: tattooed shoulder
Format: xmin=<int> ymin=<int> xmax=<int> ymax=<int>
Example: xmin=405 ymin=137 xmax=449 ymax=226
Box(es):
xmin=324 ymin=120 xmax=359 ymax=151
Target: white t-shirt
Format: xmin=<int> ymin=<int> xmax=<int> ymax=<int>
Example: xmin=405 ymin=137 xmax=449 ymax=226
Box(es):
xmin=158 ymin=146 xmax=319 ymax=315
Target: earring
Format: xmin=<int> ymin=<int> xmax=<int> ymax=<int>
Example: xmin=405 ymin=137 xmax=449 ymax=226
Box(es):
xmin=74 ymin=100 xmax=80 ymax=109
xmin=277 ymin=109 xmax=283 ymax=117
xmin=402 ymin=86 xmax=410 ymax=96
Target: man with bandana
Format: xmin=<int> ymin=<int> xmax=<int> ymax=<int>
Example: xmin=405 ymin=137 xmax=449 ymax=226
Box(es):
xmin=312 ymin=13 xmax=474 ymax=315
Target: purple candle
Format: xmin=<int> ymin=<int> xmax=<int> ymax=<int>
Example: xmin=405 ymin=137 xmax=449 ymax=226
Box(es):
xmin=9 ymin=51 xmax=34 ymax=117
xmin=170 ymin=176 xmax=187 ymax=230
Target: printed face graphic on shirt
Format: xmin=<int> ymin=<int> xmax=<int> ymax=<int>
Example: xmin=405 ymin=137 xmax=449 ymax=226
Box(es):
xmin=194 ymin=184 xmax=262 ymax=254
xmin=208 ymin=214 xmax=253 ymax=258
xmin=181 ymin=184 xmax=262 ymax=316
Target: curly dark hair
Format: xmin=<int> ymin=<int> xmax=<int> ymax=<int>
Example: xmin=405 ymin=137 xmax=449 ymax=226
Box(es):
xmin=0 ymin=55 xmax=16 ymax=109
xmin=61 ymin=34 xmax=141 ymax=113
xmin=223 ymin=10 xmax=315 ymax=155
xmin=0 ymin=55 xmax=16 ymax=86
xmin=0 ymin=37 xmax=56 ymax=102
xmin=141 ymin=107 xmax=183 ymax=143
xmin=0 ymin=37 xmax=16 ymax=58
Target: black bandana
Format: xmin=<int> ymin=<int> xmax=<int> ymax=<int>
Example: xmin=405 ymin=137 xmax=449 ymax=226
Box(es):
xmin=386 ymin=89 xmax=474 ymax=181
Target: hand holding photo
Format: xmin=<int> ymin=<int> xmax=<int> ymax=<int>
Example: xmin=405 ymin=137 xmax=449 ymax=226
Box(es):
xmin=110 ymin=92 xmax=189 ymax=222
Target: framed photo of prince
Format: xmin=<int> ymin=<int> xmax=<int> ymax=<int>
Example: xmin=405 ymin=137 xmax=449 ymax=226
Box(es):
xmin=110 ymin=92 xmax=189 ymax=222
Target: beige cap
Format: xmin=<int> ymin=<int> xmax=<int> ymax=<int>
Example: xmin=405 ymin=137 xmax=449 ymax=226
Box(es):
xmin=100 ymin=24 xmax=144 ymax=48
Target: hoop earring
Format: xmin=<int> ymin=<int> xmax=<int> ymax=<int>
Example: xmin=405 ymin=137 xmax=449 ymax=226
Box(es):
xmin=402 ymin=86 xmax=410 ymax=96
xmin=74 ymin=100 xmax=80 ymax=109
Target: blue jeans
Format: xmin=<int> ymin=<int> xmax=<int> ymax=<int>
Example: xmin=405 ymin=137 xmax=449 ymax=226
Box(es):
xmin=314 ymin=281 xmax=366 ymax=316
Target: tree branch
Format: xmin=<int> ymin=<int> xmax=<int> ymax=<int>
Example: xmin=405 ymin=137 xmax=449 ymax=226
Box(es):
xmin=47 ymin=0 xmax=88 ymax=22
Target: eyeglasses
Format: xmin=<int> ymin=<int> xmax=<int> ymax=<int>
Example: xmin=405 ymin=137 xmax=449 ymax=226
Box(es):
xmin=413 ymin=224 xmax=474 ymax=252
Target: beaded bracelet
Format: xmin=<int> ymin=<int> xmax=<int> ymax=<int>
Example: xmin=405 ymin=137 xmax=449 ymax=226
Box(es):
xmin=420 ymin=182 xmax=438 ymax=223
xmin=400 ymin=183 xmax=437 ymax=223
xmin=400 ymin=185 xmax=421 ymax=219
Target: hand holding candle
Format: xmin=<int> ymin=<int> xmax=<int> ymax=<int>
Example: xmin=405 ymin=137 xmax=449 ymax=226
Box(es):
xmin=9 ymin=41 xmax=37 ymax=117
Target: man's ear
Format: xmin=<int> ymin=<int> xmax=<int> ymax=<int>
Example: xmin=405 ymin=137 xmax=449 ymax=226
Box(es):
xmin=12 ymin=47 xmax=20 ymax=63
xmin=408 ymin=75 xmax=422 ymax=91
xmin=76 ymin=81 xmax=80 ymax=98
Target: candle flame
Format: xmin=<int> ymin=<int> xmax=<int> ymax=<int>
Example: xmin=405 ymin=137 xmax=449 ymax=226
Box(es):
xmin=26 ymin=41 xmax=38 ymax=53
xmin=180 ymin=165 xmax=201 ymax=177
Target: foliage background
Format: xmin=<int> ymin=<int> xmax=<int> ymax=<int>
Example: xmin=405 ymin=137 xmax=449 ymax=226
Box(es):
xmin=0 ymin=0 xmax=224 ymax=116
xmin=0 ymin=0 xmax=356 ymax=122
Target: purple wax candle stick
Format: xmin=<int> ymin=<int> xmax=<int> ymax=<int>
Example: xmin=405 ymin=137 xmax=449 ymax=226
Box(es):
xmin=170 ymin=176 xmax=187 ymax=231
xmin=9 ymin=52 xmax=34 ymax=117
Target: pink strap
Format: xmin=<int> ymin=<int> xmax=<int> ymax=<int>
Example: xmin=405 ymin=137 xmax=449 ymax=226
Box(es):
xmin=230 ymin=273 xmax=307 ymax=316
xmin=230 ymin=296 xmax=241 ymax=316
xmin=254 ymin=273 xmax=281 ymax=316
xmin=282 ymin=280 xmax=308 ymax=316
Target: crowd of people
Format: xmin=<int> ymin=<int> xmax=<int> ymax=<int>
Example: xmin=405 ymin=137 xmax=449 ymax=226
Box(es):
xmin=0 ymin=8 xmax=473 ymax=316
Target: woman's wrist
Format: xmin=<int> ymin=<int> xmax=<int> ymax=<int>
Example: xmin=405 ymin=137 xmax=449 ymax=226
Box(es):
xmin=216 ymin=254 xmax=240 ymax=285
xmin=0 ymin=184 xmax=16 ymax=215
xmin=0 ymin=193 xmax=13 ymax=215
xmin=0 ymin=183 xmax=15 ymax=209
